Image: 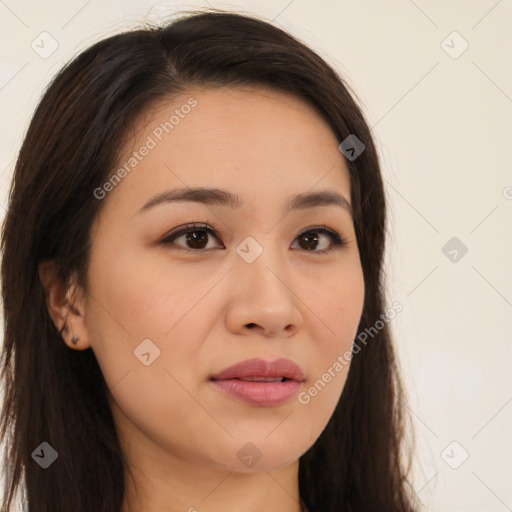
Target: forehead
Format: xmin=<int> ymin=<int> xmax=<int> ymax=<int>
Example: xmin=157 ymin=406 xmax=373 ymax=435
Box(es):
xmin=100 ymin=86 xmax=352 ymax=218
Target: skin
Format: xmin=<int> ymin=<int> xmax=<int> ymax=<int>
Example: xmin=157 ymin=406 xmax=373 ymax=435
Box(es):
xmin=39 ymin=87 xmax=365 ymax=512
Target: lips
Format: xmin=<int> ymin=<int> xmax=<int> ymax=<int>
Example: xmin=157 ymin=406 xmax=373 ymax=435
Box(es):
xmin=209 ymin=358 xmax=305 ymax=406
xmin=210 ymin=358 xmax=305 ymax=382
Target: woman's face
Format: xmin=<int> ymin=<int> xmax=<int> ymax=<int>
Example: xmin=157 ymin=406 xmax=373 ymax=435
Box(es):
xmin=81 ymin=86 xmax=364 ymax=475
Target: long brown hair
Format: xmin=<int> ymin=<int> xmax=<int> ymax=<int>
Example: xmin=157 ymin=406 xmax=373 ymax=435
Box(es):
xmin=1 ymin=10 xmax=418 ymax=512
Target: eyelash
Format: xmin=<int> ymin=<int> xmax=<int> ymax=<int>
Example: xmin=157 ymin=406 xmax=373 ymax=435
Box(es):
xmin=159 ymin=222 xmax=347 ymax=254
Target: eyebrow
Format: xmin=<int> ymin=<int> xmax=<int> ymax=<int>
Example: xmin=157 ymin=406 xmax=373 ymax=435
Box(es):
xmin=136 ymin=187 xmax=353 ymax=217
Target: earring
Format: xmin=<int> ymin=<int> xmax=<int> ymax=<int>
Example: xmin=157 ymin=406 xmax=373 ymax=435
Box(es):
xmin=71 ymin=336 xmax=79 ymax=345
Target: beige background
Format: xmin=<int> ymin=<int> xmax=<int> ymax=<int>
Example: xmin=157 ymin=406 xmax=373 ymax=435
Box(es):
xmin=1 ymin=1 xmax=511 ymax=510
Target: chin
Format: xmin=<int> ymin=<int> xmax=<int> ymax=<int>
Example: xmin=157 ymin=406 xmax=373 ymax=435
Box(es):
xmin=214 ymin=437 xmax=308 ymax=473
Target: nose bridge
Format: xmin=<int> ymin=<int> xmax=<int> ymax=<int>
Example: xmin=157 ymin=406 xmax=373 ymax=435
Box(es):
xmin=236 ymin=233 xmax=283 ymax=273
xmin=234 ymin=234 xmax=289 ymax=297
xmin=220 ymin=218 xmax=308 ymax=337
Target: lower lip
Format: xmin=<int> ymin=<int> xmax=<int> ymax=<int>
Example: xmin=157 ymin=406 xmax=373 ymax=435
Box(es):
xmin=210 ymin=378 xmax=301 ymax=406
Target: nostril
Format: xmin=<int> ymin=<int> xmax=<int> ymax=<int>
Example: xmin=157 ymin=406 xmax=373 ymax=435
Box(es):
xmin=246 ymin=323 xmax=257 ymax=329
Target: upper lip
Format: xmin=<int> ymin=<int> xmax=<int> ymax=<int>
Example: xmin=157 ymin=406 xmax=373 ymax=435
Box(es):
xmin=210 ymin=358 xmax=305 ymax=382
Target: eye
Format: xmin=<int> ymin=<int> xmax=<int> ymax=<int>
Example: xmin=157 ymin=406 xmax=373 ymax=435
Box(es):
xmin=291 ymin=226 xmax=347 ymax=253
xmin=160 ymin=223 xmax=347 ymax=253
xmin=160 ymin=222 xmax=223 ymax=251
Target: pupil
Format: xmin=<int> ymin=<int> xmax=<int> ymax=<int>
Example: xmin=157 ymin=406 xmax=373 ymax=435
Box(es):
xmin=186 ymin=230 xmax=208 ymax=249
xmin=301 ymin=233 xmax=318 ymax=250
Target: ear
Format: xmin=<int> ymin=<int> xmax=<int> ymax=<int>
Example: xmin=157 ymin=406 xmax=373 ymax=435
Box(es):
xmin=38 ymin=260 xmax=91 ymax=351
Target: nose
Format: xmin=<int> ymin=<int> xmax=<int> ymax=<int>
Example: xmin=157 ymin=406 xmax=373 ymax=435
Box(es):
xmin=224 ymin=241 xmax=304 ymax=338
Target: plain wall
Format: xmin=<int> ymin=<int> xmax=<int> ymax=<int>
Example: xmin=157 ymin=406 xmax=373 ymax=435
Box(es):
xmin=1 ymin=1 xmax=511 ymax=510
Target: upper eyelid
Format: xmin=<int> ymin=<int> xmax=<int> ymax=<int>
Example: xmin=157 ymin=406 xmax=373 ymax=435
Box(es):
xmin=166 ymin=224 xmax=222 ymax=245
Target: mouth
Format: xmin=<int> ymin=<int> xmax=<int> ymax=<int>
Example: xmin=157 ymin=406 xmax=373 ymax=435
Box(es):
xmin=210 ymin=357 xmax=305 ymax=382
xmin=235 ymin=376 xmax=290 ymax=382
xmin=209 ymin=358 xmax=305 ymax=406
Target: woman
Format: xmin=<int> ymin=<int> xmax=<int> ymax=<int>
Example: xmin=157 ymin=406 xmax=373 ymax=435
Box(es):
xmin=0 ymin=10 xmax=418 ymax=512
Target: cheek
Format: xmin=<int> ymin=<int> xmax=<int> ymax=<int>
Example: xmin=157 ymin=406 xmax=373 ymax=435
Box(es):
xmin=299 ymin=262 xmax=364 ymax=410
xmin=84 ymin=245 xmax=217 ymax=381
xmin=85 ymin=241 xmax=207 ymax=343
xmin=311 ymin=261 xmax=365 ymax=346
xmin=105 ymin=365 xmax=212 ymax=465
xmin=88 ymin=297 xmax=210 ymax=459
